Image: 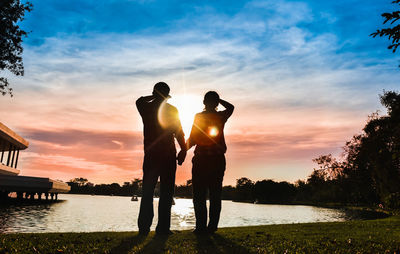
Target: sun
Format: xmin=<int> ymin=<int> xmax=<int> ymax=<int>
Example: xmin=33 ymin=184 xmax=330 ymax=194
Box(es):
xmin=168 ymin=94 xmax=204 ymax=139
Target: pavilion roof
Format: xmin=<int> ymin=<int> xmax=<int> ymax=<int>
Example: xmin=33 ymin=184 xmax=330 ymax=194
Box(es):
xmin=0 ymin=122 xmax=29 ymax=150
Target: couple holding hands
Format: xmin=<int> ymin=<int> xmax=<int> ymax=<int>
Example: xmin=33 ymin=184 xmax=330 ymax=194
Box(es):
xmin=136 ymin=82 xmax=234 ymax=235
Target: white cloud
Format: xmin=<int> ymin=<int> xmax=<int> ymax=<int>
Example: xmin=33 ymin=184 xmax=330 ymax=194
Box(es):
xmin=2 ymin=0 xmax=400 ymax=183
xmin=2 ymin=0 xmax=397 ymax=134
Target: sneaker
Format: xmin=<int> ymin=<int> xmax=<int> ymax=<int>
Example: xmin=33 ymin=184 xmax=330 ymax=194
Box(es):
xmin=207 ymin=227 xmax=217 ymax=234
xmin=139 ymin=229 xmax=150 ymax=236
xmin=192 ymin=228 xmax=208 ymax=235
xmin=156 ymin=229 xmax=174 ymax=235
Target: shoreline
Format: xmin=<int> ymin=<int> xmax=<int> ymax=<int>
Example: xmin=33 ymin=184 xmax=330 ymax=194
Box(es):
xmin=0 ymin=216 xmax=399 ymax=253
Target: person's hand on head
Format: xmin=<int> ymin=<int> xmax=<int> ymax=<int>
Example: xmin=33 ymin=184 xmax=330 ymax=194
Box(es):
xmin=177 ymin=149 xmax=187 ymax=165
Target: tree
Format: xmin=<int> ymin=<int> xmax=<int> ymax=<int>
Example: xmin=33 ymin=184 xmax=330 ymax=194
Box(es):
xmin=371 ymin=0 xmax=400 ymax=54
xmin=234 ymin=177 xmax=254 ymax=202
xmin=221 ymin=185 xmax=235 ymax=200
xmin=131 ymin=178 xmax=142 ymax=195
xmin=69 ymin=177 xmax=89 ymax=187
xmin=175 ymin=180 xmax=193 ymax=198
xmin=311 ymin=91 xmax=400 ymax=206
xmin=0 ymin=0 xmax=32 ymax=96
xmin=312 ymin=154 xmax=344 ymax=180
xmin=358 ymin=91 xmax=400 ymax=202
xmin=254 ymin=180 xmax=296 ymax=203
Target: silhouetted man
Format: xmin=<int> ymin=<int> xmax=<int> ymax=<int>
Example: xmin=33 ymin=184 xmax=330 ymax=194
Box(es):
xmin=136 ymin=82 xmax=187 ymax=235
xmin=187 ymin=91 xmax=234 ymax=234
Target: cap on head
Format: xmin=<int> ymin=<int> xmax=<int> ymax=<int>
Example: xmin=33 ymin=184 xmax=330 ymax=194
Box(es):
xmin=153 ymin=82 xmax=170 ymax=99
xmin=203 ymin=91 xmax=219 ymax=109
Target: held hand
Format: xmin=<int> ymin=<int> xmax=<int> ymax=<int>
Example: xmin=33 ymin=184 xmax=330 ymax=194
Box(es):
xmin=177 ymin=149 xmax=187 ymax=165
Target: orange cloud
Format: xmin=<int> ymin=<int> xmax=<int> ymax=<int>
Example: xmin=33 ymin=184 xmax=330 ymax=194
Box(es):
xmin=11 ymin=113 xmax=363 ymax=186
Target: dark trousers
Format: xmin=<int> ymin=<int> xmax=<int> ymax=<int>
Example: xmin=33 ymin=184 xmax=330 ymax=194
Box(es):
xmin=192 ymin=154 xmax=226 ymax=231
xmin=138 ymin=152 xmax=176 ymax=232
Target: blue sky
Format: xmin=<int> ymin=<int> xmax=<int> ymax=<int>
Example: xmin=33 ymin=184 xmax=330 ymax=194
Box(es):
xmin=22 ymin=0 xmax=396 ymax=56
xmin=1 ymin=0 xmax=399 ymax=184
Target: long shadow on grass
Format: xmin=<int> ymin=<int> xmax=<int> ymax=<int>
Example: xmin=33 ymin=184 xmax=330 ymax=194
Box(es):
xmin=109 ymin=233 xmax=147 ymax=254
xmin=195 ymin=233 xmax=221 ymax=253
xmin=139 ymin=234 xmax=169 ymax=253
xmin=195 ymin=233 xmax=251 ymax=253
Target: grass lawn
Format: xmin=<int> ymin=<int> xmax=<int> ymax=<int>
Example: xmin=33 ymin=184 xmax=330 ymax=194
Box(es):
xmin=0 ymin=216 xmax=399 ymax=253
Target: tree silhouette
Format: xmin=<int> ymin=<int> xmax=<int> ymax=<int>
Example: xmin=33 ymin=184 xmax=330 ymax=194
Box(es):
xmin=234 ymin=177 xmax=254 ymax=202
xmin=307 ymin=91 xmax=400 ymax=207
xmin=0 ymin=0 xmax=32 ymax=97
xmin=371 ymin=0 xmax=400 ymax=54
xmin=70 ymin=177 xmax=89 ymax=187
xmin=359 ymin=91 xmax=400 ymax=201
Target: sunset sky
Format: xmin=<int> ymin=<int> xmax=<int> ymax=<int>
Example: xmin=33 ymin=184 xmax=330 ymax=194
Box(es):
xmin=1 ymin=0 xmax=399 ymax=186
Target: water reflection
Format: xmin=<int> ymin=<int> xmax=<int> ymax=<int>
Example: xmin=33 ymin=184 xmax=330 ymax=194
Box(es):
xmin=0 ymin=203 xmax=55 ymax=233
xmin=0 ymin=194 xmax=350 ymax=233
xmin=171 ymin=199 xmax=195 ymax=228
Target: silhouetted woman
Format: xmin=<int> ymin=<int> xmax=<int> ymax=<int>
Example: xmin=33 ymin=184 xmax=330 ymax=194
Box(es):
xmin=186 ymin=91 xmax=234 ymax=234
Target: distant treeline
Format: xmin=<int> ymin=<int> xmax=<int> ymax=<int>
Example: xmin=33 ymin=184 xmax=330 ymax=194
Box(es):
xmin=67 ymin=178 xmax=141 ymax=197
xmin=66 ymin=176 xmax=296 ymax=203
xmin=68 ymin=91 xmax=400 ymax=209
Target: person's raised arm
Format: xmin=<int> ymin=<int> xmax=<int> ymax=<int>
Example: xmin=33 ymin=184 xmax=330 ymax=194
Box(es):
xmin=136 ymin=95 xmax=154 ymax=115
xmin=219 ymin=98 xmax=234 ymax=120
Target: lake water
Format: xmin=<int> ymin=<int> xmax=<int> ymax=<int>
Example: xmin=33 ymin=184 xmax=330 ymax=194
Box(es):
xmin=0 ymin=194 xmax=349 ymax=233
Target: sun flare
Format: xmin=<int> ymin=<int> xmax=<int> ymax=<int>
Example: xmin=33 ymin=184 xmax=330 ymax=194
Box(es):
xmin=208 ymin=126 xmax=219 ymax=137
xmin=168 ymin=94 xmax=204 ymax=139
